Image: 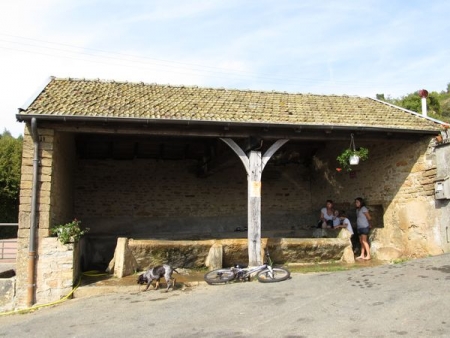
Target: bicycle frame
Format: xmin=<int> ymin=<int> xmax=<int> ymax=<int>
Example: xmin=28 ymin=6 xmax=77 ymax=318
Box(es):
xmin=233 ymin=263 xmax=274 ymax=281
xmin=204 ymin=249 xmax=290 ymax=284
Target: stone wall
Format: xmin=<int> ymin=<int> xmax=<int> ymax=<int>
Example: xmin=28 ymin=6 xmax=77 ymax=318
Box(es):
xmin=15 ymin=126 xmax=56 ymax=308
xmin=16 ymin=127 xmax=77 ymax=308
xmin=312 ymin=137 xmax=444 ymax=260
xmin=50 ymin=132 xmax=76 ymax=228
xmin=73 ymin=158 xmax=315 ymax=231
xmin=433 ymin=142 xmax=450 ymax=253
xmin=35 ymin=238 xmax=79 ymax=304
xmin=0 ymin=275 xmax=16 ymax=312
xmin=115 ymin=231 xmax=352 ymax=276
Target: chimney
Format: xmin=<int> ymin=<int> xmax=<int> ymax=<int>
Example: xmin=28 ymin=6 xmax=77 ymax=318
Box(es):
xmin=418 ymin=89 xmax=428 ymax=117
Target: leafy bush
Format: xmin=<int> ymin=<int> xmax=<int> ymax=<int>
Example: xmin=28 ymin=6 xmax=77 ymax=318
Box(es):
xmin=51 ymin=219 xmax=89 ymax=244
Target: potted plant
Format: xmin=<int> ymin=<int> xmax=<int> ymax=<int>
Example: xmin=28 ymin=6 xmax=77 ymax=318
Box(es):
xmin=336 ymin=134 xmax=369 ymax=171
xmin=337 ymin=147 xmax=369 ymax=171
xmin=51 ymin=219 xmax=89 ymax=244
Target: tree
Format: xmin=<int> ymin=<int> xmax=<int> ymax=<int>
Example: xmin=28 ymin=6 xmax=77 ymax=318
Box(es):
xmin=0 ymin=130 xmax=22 ymax=238
xmin=391 ymin=91 xmax=443 ymax=120
xmin=428 ymin=92 xmax=442 ymax=116
xmin=441 ymin=98 xmax=450 ymax=118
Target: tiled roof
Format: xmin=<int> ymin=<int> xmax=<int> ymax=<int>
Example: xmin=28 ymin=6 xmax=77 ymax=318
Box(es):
xmin=18 ymin=77 xmax=442 ymax=132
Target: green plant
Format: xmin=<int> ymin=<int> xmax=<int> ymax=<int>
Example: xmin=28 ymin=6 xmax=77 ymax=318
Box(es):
xmin=336 ymin=147 xmax=369 ymax=171
xmin=51 ymin=219 xmax=89 ymax=244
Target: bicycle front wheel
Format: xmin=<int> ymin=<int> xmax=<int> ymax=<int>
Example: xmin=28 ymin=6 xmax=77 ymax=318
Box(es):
xmin=256 ymin=267 xmax=290 ymax=283
xmin=204 ymin=269 xmax=235 ymax=285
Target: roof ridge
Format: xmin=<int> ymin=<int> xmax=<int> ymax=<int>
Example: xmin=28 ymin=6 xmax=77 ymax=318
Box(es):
xmin=51 ymin=76 xmax=365 ymax=99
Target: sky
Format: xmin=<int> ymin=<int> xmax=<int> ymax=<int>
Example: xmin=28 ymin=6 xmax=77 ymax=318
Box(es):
xmin=1 ymin=0 xmax=449 ymax=137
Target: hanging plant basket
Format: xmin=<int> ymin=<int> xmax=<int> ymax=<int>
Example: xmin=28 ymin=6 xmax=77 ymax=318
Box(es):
xmin=336 ymin=134 xmax=369 ymax=171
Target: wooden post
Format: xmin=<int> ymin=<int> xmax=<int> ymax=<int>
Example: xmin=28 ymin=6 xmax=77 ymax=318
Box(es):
xmin=248 ymin=151 xmax=262 ymax=266
xmin=221 ymin=138 xmax=288 ymax=266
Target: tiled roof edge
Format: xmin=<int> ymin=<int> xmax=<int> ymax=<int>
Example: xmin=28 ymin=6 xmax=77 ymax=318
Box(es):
xmin=369 ymin=97 xmax=446 ymax=126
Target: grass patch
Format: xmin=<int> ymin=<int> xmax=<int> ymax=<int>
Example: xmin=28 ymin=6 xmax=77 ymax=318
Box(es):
xmin=286 ymin=261 xmax=384 ymax=274
xmin=391 ymin=258 xmax=410 ymax=264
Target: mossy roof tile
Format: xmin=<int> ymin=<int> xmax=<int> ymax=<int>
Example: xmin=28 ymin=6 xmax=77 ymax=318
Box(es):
xmin=19 ymin=77 xmax=442 ymax=132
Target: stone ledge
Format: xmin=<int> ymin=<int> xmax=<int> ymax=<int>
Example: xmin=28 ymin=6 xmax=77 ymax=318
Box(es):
xmin=111 ymin=234 xmax=354 ymax=276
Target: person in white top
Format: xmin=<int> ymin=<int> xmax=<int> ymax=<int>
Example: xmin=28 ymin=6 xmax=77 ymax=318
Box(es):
xmin=333 ymin=210 xmax=354 ymax=235
xmin=332 ymin=209 xmax=341 ymax=228
xmin=318 ymin=200 xmax=335 ymax=228
xmin=355 ymin=197 xmax=372 ymax=260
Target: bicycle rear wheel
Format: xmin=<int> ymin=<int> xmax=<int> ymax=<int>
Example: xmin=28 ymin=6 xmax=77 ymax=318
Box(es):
xmin=256 ymin=267 xmax=290 ymax=283
xmin=204 ymin=269 xmax=235 ymax=285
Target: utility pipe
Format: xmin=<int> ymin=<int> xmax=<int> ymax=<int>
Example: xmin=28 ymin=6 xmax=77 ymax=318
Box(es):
xmin=418 ymin=89 xmax=428 ymax=118
xmin=28 ymin=117 xmax=39 ymax=307
xmin=421 ymin=97 xmax=427 ymax=117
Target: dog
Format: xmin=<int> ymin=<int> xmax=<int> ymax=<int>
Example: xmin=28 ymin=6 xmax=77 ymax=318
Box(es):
xmin=137 ymin=264 xmax=178 ymax=292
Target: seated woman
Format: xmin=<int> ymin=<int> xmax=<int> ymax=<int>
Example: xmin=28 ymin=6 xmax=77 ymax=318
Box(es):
xmin=317 ymin=200 xmax=335 ymax=228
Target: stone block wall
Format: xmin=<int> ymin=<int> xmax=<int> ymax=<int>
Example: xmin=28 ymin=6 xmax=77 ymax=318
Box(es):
xmin=73 ymin=158 xmax=316 ymax=235
xmin=14 ymin=122 xmax=449 ymax=309
xmin=15 ymin=126 xmax=56 ymax=308
xmin=115 ymin=233 xmax=352 ymax=276
xmin=50 ymin=132 xmax=76 ymax=227
xmin=35 ymin=238 xmax=78 ymax=304
xmin=0 ymin=276 xmax=16 ymax=312
xmin=434 ymin=142 xmax=450 ymax=253
xmin=312 ymin=137 xmax=444 ymax=259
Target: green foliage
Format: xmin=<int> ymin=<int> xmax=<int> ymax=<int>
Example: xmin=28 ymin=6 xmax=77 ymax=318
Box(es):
xmin=378 ymin=84 xmax=450 ymax=123
xmin=51 ymin=219 xmax=90 ymax=244
xmin=0 ymin=131 xmax=22 ymax=235
xmin=336 ymin=147 xmax=369 ymax=171
xmin=391 ymin=92 xmax=441 ymax=115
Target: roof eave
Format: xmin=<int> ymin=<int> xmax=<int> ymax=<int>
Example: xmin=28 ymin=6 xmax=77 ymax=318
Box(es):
xmin=15 ymin=113 xmax=440 ymax=135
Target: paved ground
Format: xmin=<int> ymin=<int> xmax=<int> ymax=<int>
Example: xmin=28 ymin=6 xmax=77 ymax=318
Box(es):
xmin=1 ymin=254 xmax=450 ymax=337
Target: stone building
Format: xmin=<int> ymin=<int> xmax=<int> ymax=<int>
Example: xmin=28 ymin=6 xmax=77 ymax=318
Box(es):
xmin=11 ymin=77 xmax=450 ymax=309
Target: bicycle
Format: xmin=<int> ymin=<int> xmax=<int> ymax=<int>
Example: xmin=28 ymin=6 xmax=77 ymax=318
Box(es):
xmin=204 ymin=250 xmax=290 ymax=284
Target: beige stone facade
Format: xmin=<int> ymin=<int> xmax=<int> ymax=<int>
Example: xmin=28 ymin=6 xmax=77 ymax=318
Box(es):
xmin=13 ymin=122 xmax=450 ymax=308
xmin=10 ymin=78 xmax=449 ymax=310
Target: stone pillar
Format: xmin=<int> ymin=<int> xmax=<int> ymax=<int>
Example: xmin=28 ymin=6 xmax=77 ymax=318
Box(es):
xmin=205 ymin=243 xmax=223 ymax=270
xmin=112 ymin=237 xmax=138 ymax=278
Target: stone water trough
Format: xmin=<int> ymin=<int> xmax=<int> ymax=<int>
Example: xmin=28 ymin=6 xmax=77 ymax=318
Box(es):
xmin=106 ymin=228 xmax=354 ymax=278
